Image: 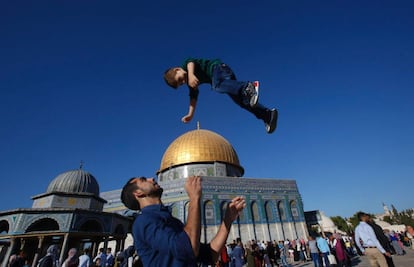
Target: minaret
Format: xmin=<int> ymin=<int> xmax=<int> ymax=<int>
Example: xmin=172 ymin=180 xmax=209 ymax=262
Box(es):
xmin=382 ymin=202 xmax=391 ymax=215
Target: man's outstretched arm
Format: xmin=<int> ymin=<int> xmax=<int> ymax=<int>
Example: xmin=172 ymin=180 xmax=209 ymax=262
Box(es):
xmin=183 ymin=176 xmax=202 ymax=257
xmin=209 ymin=196 xmax=246 ymax=262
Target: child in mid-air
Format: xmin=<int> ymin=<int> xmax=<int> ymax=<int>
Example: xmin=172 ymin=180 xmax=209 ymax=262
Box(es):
xmin=163 ymin=58 xmax=278 ymax=134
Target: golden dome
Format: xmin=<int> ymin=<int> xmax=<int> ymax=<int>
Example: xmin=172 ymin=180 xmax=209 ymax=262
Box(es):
xmin=159 ymin=128 xmax=243 ymax=173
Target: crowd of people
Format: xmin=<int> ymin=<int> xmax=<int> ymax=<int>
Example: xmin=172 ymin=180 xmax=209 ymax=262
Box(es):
xmin=6 ymin=223 xmax=414 ymax=267
xmin=7 ymin=175 xmax=414 ymax=267
xmin=213 ymin=222 xmax=414 ymax=267
xmin=214 ymin=234 xmax=354 ymax=267
xmin=8 ymin=246 xmax=120 ymax=267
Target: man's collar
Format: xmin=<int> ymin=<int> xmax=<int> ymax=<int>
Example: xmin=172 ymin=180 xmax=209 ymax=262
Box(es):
xmin=140 ymin=203 xmax=172 ymax=212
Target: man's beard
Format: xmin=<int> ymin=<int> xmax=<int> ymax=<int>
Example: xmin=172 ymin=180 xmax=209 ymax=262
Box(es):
xmin=147 ymin=187 xmax=163 ymax=198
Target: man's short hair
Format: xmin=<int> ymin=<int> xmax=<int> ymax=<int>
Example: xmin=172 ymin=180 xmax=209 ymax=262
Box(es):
xmin=357 ymin=211 xmax=368 ymax=221
xmin=163 ymin=68 xmax=179 ymax=89
xmin=121 ymin=177 xmax=141 ymax=210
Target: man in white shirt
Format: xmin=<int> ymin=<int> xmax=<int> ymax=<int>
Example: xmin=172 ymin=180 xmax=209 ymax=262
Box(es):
xmin=354 ymin=212 xmax=391 ymax=267
xmin=78 ymin=248 xmax=90 ymax=267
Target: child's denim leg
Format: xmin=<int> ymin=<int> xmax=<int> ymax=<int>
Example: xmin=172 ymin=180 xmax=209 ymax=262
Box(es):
xmin=212 ymin=64 xmax=247 ymax=95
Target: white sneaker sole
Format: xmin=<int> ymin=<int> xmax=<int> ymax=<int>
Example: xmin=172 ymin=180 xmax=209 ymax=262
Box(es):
xmin=250 ymin=81 xmax=259 ymax=107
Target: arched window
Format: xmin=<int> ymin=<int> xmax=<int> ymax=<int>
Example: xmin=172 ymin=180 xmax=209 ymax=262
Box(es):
xmin=171 ymin=203 xmax=179 ymax=219
xmin=0 ymin=220 xmax=9 ymax=234
xmin=78 ymin=220 xmax=103 ymax=232
xmin=26 ymin=218 xmax=59 ymax=232
xmin=220 ymin=201 xmax=228 ymax=221
xmin=204 ymin=200 xmax=215 ymax=225
xmin=251 ymin=201 xmax=260 ymax=223
xmin=238 ymin=205 xmax=246 ymax=223
xmin=290 ymin=200 xmax=299 ymax=220
xmin=265 ymin=201 xmax=274 ymax=222
xmin=278 ymin=201 xmax=286 ymax=221
xmin=184 ymin=201 xmax=190 ymax=223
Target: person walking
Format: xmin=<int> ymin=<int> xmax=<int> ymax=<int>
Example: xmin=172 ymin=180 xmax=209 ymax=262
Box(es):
xmin=308 ymin=236 xmax=320 ymax=267
xmin=354 ymin=212 xmax=391 ymax=267
xmin=367 ymin=215 xmax=395 ymax=267
xmin=78 ymin=248 xmax=91 ymax=267
xmin=316 ymin=235 xmax=331 ymax=267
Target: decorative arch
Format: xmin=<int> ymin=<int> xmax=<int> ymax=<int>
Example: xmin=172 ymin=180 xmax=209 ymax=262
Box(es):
xmin=171 ymin=203 xmax=179 ymax=219
xmin=277 ymin=200 xmax=286 ymax=240
xmin=264 ymin=201 xmax=275 ymax=222
xmin=251 ymin=201 xmax=260 ymax=223
xmin=264 ymin=201 xmax=275 ymax=241
xmin=277 ymin=201 xmax=286 ymax=221
xmin=78 ymin=219 xmax=103 ymax=232
xmin=238 ymin=205 xmax=246 ymax=223
xmin=0 ymin=220 xmax=9 ymax=234
xmin=114 ymin=224 xmax=125 ymax=235
xmin=290 ymin=200 xmax=299 ymax=220
xmin=26 ymin=218 xmax=59 ymax=232
xmin=204 ymin=200 xmax=215 ymax=225
xmin=220 ymin=201 xmax=228 ymax=221
xmin=184 ymin=201 xmax=190 ymax=223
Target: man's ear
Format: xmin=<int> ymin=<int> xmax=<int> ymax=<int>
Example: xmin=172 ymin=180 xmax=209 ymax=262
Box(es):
xmin=133 ymin=190 xmax=145 ymax=199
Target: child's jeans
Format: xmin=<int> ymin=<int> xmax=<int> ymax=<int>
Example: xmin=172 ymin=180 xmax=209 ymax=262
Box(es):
xmin=211 ymin=63 xmax=247 ymax=95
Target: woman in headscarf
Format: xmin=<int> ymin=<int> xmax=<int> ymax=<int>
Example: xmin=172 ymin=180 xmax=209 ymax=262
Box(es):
xmin=329 ymin=233 xmax=350 ymax=267
xmin=62 ymin=248 xmax=78 ymax=267
xmin=38 ymin=245 xmax=59 ymax=267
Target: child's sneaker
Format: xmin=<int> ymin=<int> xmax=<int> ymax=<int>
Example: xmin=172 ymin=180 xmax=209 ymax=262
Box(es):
xmin=244 ymin=81 xmax=259 ymax=107
xmin=265 ymin=108 xmax=278 ymax=134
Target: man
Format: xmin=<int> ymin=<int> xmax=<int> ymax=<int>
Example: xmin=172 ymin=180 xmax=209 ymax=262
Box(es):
xmin=105 ymin=248 xmax=114 ymax=267
xmin=231 ymin=238 xmax=245 ymax=267
xmin=406 ymin=225 xmax=414 ymax=249
xmin=9 ymin=250 xmax=26 ymax=267
xmin=316 ymin=235 xmax=331 ymax=267
xmin=93 ymin=248 xmax=106 ymax=267
xmin=121 ymin=176 xmax=245 ymax=267
xmin=354 ymin=212 xmax=391 ymax=267
xmin=78 ymin=248 xmax=90 ymax=267
xmin=366 ymin=215 xmax=395 ymax=267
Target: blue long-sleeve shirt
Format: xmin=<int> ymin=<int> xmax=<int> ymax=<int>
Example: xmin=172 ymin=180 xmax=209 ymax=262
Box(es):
xmin=316 ymin=237 xmax=331 ymax=253
xmin=132 ymin=204 xmax=211 ymax=267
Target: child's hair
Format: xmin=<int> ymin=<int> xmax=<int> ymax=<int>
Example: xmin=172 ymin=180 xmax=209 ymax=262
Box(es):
xmin=163 ymin=68 xmax=179 ymax=89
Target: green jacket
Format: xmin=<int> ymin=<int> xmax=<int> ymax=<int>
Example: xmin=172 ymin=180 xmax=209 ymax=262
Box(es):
xmin=181 ymin=58 xmax=221 ymax=84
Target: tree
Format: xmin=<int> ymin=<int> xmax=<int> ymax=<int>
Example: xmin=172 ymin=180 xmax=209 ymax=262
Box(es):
xmin=348 ymin=211 xmax=376 ymax=229
xmin=331 ymin=216 xmax=352 ymax=234
xmin=389 ymin=208 xmax=414 ymax=226
xmin=383 ymin=215 xmax=392 ymax=224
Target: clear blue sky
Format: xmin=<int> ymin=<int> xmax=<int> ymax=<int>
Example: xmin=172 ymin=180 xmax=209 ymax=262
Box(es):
xmin=1 ymin=1 xmax=413 ymax=218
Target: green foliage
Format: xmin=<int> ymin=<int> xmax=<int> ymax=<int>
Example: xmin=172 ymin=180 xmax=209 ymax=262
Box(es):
xmin=348 ymin=207 xmax=414 ymax=230
xmin=347 ymin=211 xmax=376 ymax=229
xmin=390 ymin=208 xmax=414 ymax=226
xmin=331 ymin=216 xmax=352 ymax=234
xmin=328 ymin=206 xmax=414 ymax=235
xmin=383 ymin=215 xmax=392 ymax=224
xmin=348 ymin=213 xmax=360 ymax=229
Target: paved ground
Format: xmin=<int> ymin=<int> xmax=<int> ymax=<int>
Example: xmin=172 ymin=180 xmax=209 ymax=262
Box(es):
xmin=289 ymin=247 xmax=414 ymax=267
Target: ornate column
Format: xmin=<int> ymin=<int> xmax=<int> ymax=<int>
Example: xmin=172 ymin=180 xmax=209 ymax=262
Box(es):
xmin=31 ymin=236 xmax=44 ymax=267
xmin=60 ymin=233 xmax=70 ymax=264
xmin=1 ymin=237 xmax=15 ymax=267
